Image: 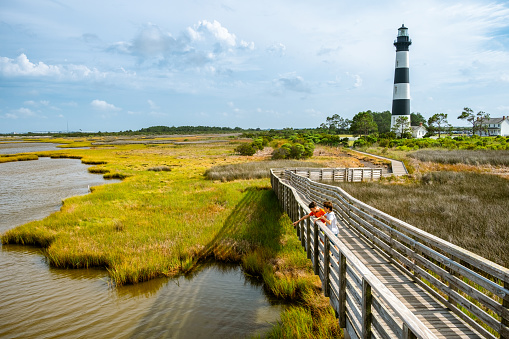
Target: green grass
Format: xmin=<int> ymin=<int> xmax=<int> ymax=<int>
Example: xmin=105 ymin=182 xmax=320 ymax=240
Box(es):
xmin=0 ymin=154 xmax=39 ymax=163
xmin=265 ymin=305 xmax=340 ymax=339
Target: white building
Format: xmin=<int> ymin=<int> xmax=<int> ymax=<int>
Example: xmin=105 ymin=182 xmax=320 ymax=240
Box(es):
xmin=474 ymin=116 xmax=509 ymax=136
xmin=411 ymin=123 xmax=427 ymax=139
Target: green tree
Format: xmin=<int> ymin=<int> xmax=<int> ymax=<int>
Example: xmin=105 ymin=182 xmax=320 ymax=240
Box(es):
xmin=458 ymin=107 xmax=490 ymax=135
xmin=428 ymin=113 xmax=448 ymax=138
xmin=371 ymin=111 xmax=392 ymax=134
xmin=411 ymin=112 xmax=426 ymax=126
xmin=320 ymin=114 xmax=351 ymax=134
xmin=350 ymin=111 xmax=378 ymax=136
xmin=391 ymin=116 xmax=412 ymax=138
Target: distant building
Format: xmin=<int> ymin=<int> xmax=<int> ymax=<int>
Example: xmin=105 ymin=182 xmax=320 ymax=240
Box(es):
xmin=411 ymin=122 xmax=427 ymax=139
xmin=474 ymin=116 xmax=509 ymax=136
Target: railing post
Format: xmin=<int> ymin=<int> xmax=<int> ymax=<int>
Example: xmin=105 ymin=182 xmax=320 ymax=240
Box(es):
xmin=338 ymin=252 xmax=346 ymax=328
xmin=313 ymin=222 xmax=319 ymax=275
xmin=299 ymin=205 xmax=305 ymax=247
xmin=402 ymin=323 xmax=417 ymax=339
xmin=278 ymin=182 xmax=282 ymax=209
xmin=362 ymin=278 xmax=372 ymax=339
xmin=290 ymin=193 xmax=294 ymax=222
xmin=295 ymin=199 xmax=300 ymax=238
xmin=306 ymin=219 xmax=311 ymax=260
xmin=323 ymin=237 xmax=330 ymax=297
xmin=502 ymin=280 xmax=509 ymax=339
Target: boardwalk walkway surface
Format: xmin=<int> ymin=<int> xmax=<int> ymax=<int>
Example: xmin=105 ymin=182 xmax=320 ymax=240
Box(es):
xmin=349 ymin=149 xmax=408 ymax=176
xmin=271 ymin=169 xmax=509 ymax=339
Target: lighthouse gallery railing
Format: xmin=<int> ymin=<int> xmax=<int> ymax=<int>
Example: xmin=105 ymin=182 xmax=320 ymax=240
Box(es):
xmin=271 ymin=168 xmax=509 ymax=339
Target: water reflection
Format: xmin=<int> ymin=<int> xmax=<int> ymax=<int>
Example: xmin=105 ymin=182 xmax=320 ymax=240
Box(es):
xmin=0 ymin=245 xmax=280 ymax=339
xmin=128 ymin=263 xmax=281 ymax=339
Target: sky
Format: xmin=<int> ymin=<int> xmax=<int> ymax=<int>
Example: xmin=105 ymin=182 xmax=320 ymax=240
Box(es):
xmin=1 ymin=0 xmax=509 ymax=133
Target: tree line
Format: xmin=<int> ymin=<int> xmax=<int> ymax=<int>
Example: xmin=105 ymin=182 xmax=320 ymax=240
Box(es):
xmin=320 ymin=107 xmax=490 ymax=138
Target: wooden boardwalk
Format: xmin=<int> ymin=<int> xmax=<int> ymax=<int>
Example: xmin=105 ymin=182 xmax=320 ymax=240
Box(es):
xmin=348 ymin=149 xmax=408 ymax=176
xmin=271 ymin=169 xmax=509 ymax=339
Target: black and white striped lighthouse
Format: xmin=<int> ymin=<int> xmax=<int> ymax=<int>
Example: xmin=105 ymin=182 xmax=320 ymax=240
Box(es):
xmin=391 ymin=24 xmax=412 ymax=132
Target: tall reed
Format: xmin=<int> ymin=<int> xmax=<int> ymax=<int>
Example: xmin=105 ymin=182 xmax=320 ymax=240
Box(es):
xmin=338 ymin=171 xmax=509 ymax=267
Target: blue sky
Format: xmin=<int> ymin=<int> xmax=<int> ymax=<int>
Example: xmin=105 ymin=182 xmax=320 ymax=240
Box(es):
xmin=1 ymin=0 xmax=509 ymax=133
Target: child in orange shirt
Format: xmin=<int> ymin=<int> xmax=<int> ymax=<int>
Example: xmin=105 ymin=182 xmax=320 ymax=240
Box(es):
xmin=292 ymin=201 xmax=326 ymax=226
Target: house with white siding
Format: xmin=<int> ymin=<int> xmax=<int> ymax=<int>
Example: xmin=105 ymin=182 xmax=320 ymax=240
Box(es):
xmin=411 ymin=122 xmax=427 ymax=139
xmin=474 ymin=116 xmax=509 ymax=136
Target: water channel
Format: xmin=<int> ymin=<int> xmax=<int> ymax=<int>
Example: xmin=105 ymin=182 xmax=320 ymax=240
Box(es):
xmin=0 ymin=142 xmax=281 ymax=338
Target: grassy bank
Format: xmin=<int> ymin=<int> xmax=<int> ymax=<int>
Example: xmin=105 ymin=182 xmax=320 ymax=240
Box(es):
xmin=1 ymin=138 xmax=342 ymax=338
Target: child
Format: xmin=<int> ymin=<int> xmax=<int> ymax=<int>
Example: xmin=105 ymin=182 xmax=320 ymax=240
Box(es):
xmin=292 ymin=201 xmax=325 ymax=226
xmin=318 ymin=201 xmax=339 ymax=236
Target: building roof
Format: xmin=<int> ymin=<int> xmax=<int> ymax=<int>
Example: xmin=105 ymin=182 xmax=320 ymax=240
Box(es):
xmin=474 ymin=117 xmax=508 ymax=125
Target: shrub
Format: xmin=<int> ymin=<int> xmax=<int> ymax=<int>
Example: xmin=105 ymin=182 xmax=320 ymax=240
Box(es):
xmin=271 ymin=146 xmax=290 ymax=160
xmin=234 ymin=143 xmax=256 ymax=156
xmin=272 ymin=141 xmax=314 ymax=160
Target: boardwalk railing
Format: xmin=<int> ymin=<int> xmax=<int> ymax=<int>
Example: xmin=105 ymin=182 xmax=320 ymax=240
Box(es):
xmin=271 ymin=167 xmax=383 ymax=182
xmin=271 ymin=168 xmax=509 ymax=339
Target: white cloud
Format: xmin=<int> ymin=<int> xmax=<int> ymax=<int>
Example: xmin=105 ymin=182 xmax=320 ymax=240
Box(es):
xmin=90 ymin=100 xmax=121 ymax=111
xmin=15 ymin=107 xmax=37 ymax=117
xmin=274 ymin=73 xmax=311 ymax=93
xmin=352 ymin=74 xmax=362 ymax=88
xmin=24 ymin=100 xmax=50 ymax=107
xmin=1 ymin=107 xmax=48 ymax=120
xmin=0 ymin=54 xmax=105 ymax=80
xmin=190 ymin=20 xmax=237 ymax=47
xmin=148 ymin=99 xmax=159 ymax=110
xmin=267 ymin=42 xmax=286 ymax=56
xmin=0 ymin=54 xmax=60 ymax=77
xmin=108 ymin=20 xmax=254 ymax=70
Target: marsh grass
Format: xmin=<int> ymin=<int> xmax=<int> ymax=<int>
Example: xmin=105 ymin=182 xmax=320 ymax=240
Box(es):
xmin=338 ymin=171 xmax=509 ymax=267
xmin=204 ymin=160 xmax=323 ymax=181
xmin=409 ymin=149 xmax=509 ymax=166
xmin=0 ymin=154 xmax=38 ymax=163
xmin=265 ymin=305 xmax=340 ymax=339
xmin=1 ymin=139 xmax=341 ymax=337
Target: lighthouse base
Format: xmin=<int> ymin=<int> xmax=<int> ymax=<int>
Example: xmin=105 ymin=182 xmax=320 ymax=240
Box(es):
xmin=391 ymin=114 xmax=411 ymax=136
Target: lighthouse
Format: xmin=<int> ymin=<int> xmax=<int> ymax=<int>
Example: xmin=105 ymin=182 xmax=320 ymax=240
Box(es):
xmin=391 ymin=24 xmax=412 ymax=133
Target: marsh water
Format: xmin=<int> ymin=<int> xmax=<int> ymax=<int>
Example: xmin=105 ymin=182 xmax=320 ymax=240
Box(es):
xmin=0 ymin=143 xmax=281 ymax=338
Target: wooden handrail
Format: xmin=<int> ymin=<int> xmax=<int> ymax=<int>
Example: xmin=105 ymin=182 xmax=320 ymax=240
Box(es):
xmin=270 ymin=167 xmax=383 ymax=182
xmin=271 ymin=169 xmax=439 ymax=339
xmin=275 ymin=168 xmax=509 ymax=339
